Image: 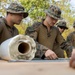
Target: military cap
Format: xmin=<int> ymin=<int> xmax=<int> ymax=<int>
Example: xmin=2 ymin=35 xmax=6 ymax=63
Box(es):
xmin=6 ymin=2 xmax=28 ymax=18
xmin=57 ymin=20 xmax=68 ymax=29
xmin=45 ymin=5 xmax=63 ymax=20
xmin=73 ymin=21 xmax=75 ymax=27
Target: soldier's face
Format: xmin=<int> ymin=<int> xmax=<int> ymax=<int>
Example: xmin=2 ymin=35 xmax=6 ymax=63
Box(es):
xmin=10 ymin=13 xmax=24 ymax=25
xmin=58 ymin=27 xmax=65 ymax=33
xmin=46 ymin=15 xmax=58 ymax=27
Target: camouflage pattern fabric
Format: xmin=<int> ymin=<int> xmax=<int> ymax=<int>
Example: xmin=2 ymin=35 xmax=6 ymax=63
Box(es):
xmin=6 ymin=2 xmax=28 ymax=18
xmin=25 ymin=22 xmax=49 ymax=58
xmin=25 ymin=22 xmax=73 ymax=59
xmin=45 ymin=5 xmax=63 ymax=20
xmin=66 ymin=31 xmax=75 ymax=57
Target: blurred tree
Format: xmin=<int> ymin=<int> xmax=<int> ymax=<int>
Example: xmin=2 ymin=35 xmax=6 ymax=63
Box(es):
xmin=19 ymin=0 xmax=50 ymax=21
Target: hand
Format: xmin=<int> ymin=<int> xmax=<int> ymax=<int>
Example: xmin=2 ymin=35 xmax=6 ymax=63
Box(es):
xmin=69 ymin=49 xmax=75 ymax=68
xmin=45 ymin=49 xmax=58 ymax=60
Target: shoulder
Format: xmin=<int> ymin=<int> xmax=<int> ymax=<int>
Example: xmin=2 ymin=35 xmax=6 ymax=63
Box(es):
xmin=27 ymin=22 xmax=42 ymax=31
xmin=0 ymin=17 xmax=5 ymax=26
xmin=52 ymin=26 xmax=59 ymax=32
xmin=68 ymin=31 xmax=75 ymax=37
xmin=67 ymin=32 xmax=75 ymax=40
xmin=0 ymin=17 xmax=5 ymax=30
xmin=32 ymin=22 xmax=42 ymax=29
xmin=0 ymin=16 xmax=4 ymax=22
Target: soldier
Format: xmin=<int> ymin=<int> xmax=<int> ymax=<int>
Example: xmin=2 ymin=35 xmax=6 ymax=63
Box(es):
xmin=57 ymin=20 xmax=68 ymax=33
xmin=25 ymin=5 xmax=75 ymax=60
xmin=0 ymin=2 xmax=28 ymax=44
xmin=67 ymin=21 xmax=75 ymax=47
xmin=53 ymin=20 xmax=68 ymax=58
xmin=66 ymin=21 xmax=75 ymax=57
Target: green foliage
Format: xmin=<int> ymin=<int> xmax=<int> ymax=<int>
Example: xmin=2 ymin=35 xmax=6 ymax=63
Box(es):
xmin=15 ymin=23 xmax=29 ymax=34
xmin=19 ymin=0 xmax=50 ymax=21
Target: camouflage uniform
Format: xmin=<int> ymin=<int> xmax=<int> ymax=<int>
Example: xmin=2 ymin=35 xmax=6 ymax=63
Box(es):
xmin=0 ymin=2 xmax=28 ymax=44
xmin=66 ymin=21 xmax=75 ymax=57
xmin=25 ymin=5 xmax=73 ymax=59
xmin=53 ymin=20 xmax=68 ymax=58
xmin=6 ymin=2 xmax=28 ymax=18
xmin=0 ymin=17 xmax=19 ymax=44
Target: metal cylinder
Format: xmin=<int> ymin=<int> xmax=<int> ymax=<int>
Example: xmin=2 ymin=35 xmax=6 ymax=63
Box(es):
xmin=0 ymin=35 xmax=36 ymax=61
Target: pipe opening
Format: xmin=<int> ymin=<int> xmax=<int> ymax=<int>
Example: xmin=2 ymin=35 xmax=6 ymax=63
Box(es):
xmin=18 ymin=42 xmax=30 ymax=54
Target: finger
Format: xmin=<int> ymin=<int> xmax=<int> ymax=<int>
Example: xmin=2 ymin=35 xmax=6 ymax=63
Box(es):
xmin=48 ymin=54 xmax=57 ymax=60
xmin=69 ymin=54 xmax=75 ymax=68
xmin=51 ymin=54 xmax=58 ymax=59
xmin=47 ymin=56 xmax=53 ymax=60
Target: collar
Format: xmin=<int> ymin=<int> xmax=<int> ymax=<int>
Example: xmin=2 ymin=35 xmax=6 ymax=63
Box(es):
xmin=2 ymin=17 xmax=14 ymax=29
xmin=42 ymin=20 xmax=53 ymax=37
xmin=42 ymin=21 xmax=53 ymax=30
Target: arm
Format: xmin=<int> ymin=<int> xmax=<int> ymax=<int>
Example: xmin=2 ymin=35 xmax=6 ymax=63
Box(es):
xmin=66 ymin=33 xmax=73 ymax=57
xmin=66 ymin=33 xmax=73 ymax=46
xmin=56 ymin=29 xmax=73 ymax=53
xmin=25 ymin=26 xmax=48 ymax=58
xmin=25 ymin=26 xmax=58 ymax=59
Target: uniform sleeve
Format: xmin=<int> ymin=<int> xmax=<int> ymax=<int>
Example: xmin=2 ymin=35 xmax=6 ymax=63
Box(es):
xmin=25 ymin=26 xmax=38 ymax=40
xmin=35 ymin=41 xmax=49 ymax=59
xmin=66 ymin=33 xmax=74 ymax=57
xmin=56 ymin=29 xmax=73 ymax=52
xmin=25 ymin=25 xmax=49 ymax=59
xmin=0 ymin=22 xmax=4 ymax=35
xmin=66 ymin=33 xmax=73 ymax=46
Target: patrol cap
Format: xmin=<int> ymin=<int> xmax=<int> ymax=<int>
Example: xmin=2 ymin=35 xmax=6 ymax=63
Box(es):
xmin=73 ymin=21 xmax=75 ymax=27
xmin=57 ymin=20 xmax=68 ymax=29
xmin=6 ymin=2 xmax=28 ymax=18
xmin=45 ymin=5 xmax=63 ymax=20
